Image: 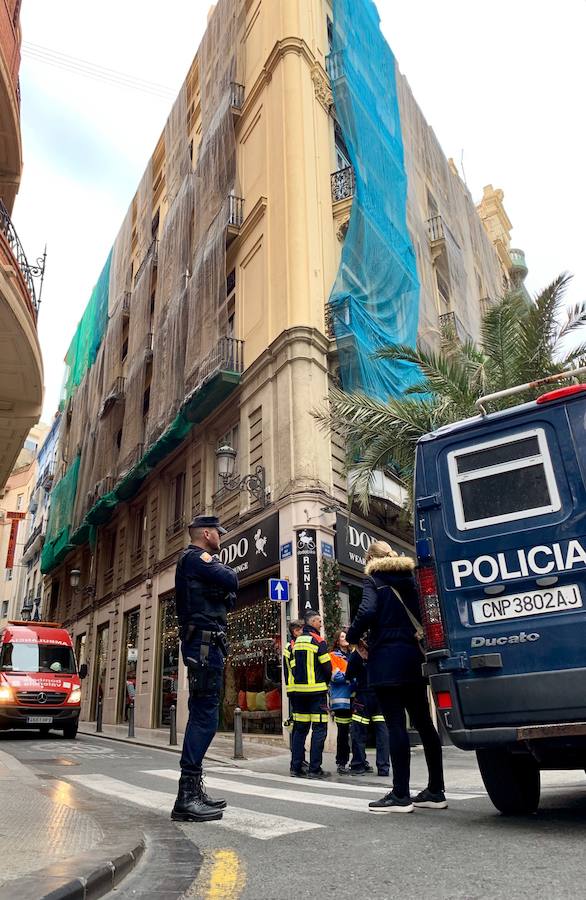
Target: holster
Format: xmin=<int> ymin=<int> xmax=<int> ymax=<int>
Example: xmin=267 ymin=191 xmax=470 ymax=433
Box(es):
xmin=186 ymin=656 xmax=222 ymax=697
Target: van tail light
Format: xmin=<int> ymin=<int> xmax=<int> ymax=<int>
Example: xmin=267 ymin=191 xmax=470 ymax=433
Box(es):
xmin=436 ymin=691 xmax=452 ymax=710
xmin=416 ymin=558 xmax=447 ymax=652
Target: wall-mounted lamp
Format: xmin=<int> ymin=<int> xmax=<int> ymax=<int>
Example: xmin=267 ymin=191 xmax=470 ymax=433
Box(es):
xmin=215 ymin=444 xmax=269 ymax=507
xmin=69 ymin=569 xmax=96 ymax=597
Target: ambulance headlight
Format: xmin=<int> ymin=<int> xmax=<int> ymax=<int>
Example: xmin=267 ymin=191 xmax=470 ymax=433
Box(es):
xmin=0 ymin=685 xmax=13 ymax=703
xmin=67 ymin=688 xmax=82 ymax=704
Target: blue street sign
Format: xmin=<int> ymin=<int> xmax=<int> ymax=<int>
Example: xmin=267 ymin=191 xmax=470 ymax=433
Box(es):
xmin=280 ymin=542 xmax=293 ymax=560
xmin=321 ymin=541 xmax=334 ymax=559
xmin=269 ymin=578 xmax=289 ymax=602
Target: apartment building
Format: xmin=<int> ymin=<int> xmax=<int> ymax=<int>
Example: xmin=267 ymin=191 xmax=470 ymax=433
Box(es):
xmin=0 ymin=421 xmax=49 ymax=622
xmin=41 ymin=0 xmax=521 ymax=735
xmin=0 ymin=0 xmax=44 ymax=488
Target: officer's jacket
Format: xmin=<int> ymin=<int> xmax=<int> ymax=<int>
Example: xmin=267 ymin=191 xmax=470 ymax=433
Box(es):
xmin=291 ymin=626 xmax=332 ymax=693
xmin=283 ymin=638 xmax=296 ymax=694
xmin=175 ymin=545 xmax=238 ymax=634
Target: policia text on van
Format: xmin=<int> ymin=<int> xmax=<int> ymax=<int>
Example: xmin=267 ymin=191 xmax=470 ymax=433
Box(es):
xmin=414 ymin=371 xmax=586 ymax=815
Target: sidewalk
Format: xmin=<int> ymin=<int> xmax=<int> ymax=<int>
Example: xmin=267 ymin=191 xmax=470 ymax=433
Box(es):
xmin=0 ymin=748 xmax=145 ymax=899
xmin=78 ymin=719 xmax=290 ymax=763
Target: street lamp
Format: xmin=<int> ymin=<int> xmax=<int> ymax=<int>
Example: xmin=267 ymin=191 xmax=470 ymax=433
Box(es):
xmin=215 ymin=444 xmax=269 ymax=507
xmin=69 ymin=568 xmax=96 ymax=597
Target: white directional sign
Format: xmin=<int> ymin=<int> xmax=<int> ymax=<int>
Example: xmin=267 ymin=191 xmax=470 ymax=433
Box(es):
xmin=269 ymin=578 xmax=289 ymax=602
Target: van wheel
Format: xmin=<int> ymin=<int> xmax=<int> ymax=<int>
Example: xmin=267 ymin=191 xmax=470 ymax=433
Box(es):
xmin=476 ymin=749 xmax=540 ymax=815
xmin=62 ymin=721 xmax=78 ymax=739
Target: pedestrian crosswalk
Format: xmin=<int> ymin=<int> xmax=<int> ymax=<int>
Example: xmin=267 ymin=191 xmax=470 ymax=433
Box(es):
xmin=68 ymin=767 xmax=486 ymax=842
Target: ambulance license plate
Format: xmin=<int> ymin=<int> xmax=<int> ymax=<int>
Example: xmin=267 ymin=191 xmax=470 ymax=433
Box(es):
xmin=472 ymin=584 xmax=582 ymax=624
xmin=26 ymin=716 xmax=53 ymax=724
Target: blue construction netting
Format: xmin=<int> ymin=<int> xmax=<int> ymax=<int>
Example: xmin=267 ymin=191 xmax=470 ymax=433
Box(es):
xmin=328 ymin=0 xmax=420 ymax=400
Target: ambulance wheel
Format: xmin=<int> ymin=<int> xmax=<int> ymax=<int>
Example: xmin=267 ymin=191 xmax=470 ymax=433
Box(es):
xmin=62 ymin=721 xmax=78 ymax=739
xmin=476 ymin=749 xmax=540 ymax=815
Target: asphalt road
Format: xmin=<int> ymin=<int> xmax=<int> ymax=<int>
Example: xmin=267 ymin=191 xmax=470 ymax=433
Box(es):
xmin=3 ymin=731 xmax=586 ymax=899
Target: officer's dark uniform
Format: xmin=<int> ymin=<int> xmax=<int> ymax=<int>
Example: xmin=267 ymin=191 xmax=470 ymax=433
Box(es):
xmin=171 ymin=515 xmax=238 ymax=822
xmin=290 ymin=623 xmax=332 ymax=777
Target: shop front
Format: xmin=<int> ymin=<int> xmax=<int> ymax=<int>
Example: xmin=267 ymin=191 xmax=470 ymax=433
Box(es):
xmin=219 ymin=513 xmax=282 ymax=734
xmin=335 ymin=513 xmax=413 ymax=622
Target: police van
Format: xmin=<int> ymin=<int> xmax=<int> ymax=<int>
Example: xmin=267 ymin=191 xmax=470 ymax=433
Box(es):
xmin=414 ymin=372 xmax=586 ymax=814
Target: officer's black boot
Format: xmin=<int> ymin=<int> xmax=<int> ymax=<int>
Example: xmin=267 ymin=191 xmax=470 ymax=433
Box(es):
xmin=171 ymin=774 xmax=223 ymax=822
xmin=195 ymin=771 xmax=227 ymax=810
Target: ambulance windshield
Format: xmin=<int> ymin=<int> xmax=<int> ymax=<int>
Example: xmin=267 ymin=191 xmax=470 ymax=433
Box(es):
xmin=0 ymin=643 xmax=77 ymax=674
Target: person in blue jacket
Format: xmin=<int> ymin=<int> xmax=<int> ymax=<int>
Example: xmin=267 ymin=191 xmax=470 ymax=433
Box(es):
xmin=346 ymin=540 xmax=446 ymax=814
xmin=329 ymin=629 xmax=353 ymax=775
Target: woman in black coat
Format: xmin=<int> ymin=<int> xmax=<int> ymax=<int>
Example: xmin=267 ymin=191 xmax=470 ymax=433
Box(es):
xmin=346 ymin=540 xmax=446 ymax=813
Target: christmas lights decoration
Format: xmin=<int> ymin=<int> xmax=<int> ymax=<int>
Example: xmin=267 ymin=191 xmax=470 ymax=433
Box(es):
xmin=227 ymin=598 xmax=281 ymax=667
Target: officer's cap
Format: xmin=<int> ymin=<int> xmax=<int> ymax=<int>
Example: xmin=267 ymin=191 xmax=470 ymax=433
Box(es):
xmin=188 ymin=514 xmax=227 ymax=535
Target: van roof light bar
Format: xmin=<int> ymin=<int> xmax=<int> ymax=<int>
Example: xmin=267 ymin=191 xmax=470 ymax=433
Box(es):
xmin=475 ymin=366 xmax=586 ymax=416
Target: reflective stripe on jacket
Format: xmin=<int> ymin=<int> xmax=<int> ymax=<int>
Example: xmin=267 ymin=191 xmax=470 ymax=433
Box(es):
xmin=283 ymin=639 xmax=296 ymax=694
xmin=291 ymin=626 xmax=332 ymax=693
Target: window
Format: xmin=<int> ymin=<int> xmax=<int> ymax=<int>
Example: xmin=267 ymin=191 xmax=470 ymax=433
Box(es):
xmin=24 ymin=439 xmax=37 ymax=453
xmin=5 ymin=569 xmax=12 ymax=581
xmin=132 ymin=505 xmax=146 ymax=556
xmin=168 ymin=472 xmax=185 ymax=532
xmin=334 ymin=121 xmax=351 ymax=171
xmin=16 ymin=494 xmax=23 ymax=511
xmin=1 ymin=601 xmax=7 ymax=618
xmin=151 ymin=209 xmax=160 ymax=239
xmin=142 ymin=385 xmax=151 ymax=418
xmin=448 ymin=429 xmax=561 ymax=531
xmin=327 ymin=16 xmax=334 ymax=51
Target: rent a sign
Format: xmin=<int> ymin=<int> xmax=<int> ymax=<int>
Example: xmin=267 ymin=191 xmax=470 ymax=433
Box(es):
xmin=219 ymin=513 xmax=279 ymax=577
xmin=336 ymin=514 xmax=411 ymax=572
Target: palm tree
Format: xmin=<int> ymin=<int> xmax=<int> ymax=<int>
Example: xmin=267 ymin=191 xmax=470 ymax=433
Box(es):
xmin=315 ymin=273 xmax=586 ymax=512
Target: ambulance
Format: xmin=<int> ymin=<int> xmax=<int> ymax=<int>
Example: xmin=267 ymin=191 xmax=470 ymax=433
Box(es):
xmin=414 ymin=372 xmax=586 ymax=814
xmin=0 ymin=620 xmax=86 ymax=738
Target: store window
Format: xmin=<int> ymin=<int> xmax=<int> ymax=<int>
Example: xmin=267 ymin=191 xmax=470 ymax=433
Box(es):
xmin=222 ymin=589 xmax=282 ymax=734
xmin=93 ymin=623 xmax=110 ymax=720
xmin=119 ymin=609 xmax=140 ymax=722
xmin=75 ymin=633 xmax=87 ymax=668
xmin=158 ymin=596 xmax=179 ymax=727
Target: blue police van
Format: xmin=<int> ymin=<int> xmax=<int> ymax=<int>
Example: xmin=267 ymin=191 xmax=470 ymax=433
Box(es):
xmin=414 ymin=373 xmax=586 ymax=814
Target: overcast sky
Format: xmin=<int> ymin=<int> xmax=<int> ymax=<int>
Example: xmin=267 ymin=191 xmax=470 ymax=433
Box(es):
xmin=14 ymin=0 xmax=586 ymax=421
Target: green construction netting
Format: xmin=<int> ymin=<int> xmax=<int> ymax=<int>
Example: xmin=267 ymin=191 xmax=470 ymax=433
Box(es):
xmin=62 ymin=250 xmax=112 ymax=405
xmin=41 ymin=370 xmax=241 ymax=574
xmin=40 ymin=456 xmax=80 ymax=574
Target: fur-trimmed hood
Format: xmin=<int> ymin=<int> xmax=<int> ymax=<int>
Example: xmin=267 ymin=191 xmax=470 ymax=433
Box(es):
xmin=365 ymin=555 xmax=415 ymax=576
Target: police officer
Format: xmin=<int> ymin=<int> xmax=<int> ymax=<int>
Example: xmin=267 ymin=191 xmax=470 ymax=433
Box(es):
xmin=171 ymin=515 xmax=238 ymax=823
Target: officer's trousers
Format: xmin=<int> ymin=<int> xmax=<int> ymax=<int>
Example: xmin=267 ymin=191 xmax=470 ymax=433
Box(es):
xmin=291 ymin=693 xmax=328 ymax=774
xmin=179 ymin=635 xmax=224 ymax=775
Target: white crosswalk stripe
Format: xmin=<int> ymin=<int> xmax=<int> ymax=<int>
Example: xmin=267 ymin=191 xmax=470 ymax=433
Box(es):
xmin=204 ymin=766 xmax=485 ymax=801
xmin=67 ymin=774 xmax=323 ymax=840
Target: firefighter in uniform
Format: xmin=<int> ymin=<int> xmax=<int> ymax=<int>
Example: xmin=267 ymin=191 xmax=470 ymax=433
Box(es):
xmin=171 ymin=515 xmax=238 ymax=822
xmin=283 ymin=619 xmax=309 ymax=775
xmin=347 ymin=639 xmax=390 ymax=776
xmin=290 ymin=609 xmax=332 ymax=779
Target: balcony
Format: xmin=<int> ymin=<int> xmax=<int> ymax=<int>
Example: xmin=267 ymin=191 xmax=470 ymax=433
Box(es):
xmin=36 ymin=460 xmax=55 ymax=491
xmin=0 ymin=199 xmax=39 ymax=315
xmin=509 ymin=247 xmax=528 ymax=282
xmin=331 ymin=166 xmax=355 ymax=204
xmin=439 ymin=311 xmax=468 ymax=343
xmin=99 ymin=376 xmax=125 ymax=418
xmin=226 ymin=195 xmax=244 ymax=246
xmin=133 ymin=238 xmax=158 ymax=287
xmin=122 ymin=291 xmax=131 ymax=317
xmin=22 ymin=522 xmax=44 ymax=560
xmin=166 ymin=515 xmax=185 ymax=539
xmin=194 ymin=337 xmax=244 ymax=393
xmin=325 ymin=299 xmax=350 ymax=340
xmin=326 ymin=50 xmax=344 ymax=82
xmin=144 ymin=332 xmax=153 ymax=359
xmin=230 ymin=82 xmax=245 ymax=112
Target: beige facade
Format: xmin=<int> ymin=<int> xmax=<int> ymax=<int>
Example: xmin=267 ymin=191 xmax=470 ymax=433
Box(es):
xmin=0 ymin=0 xmax=44 ymax=489
xmin=43 ymin=0 xmax=519 ymax=735
xmin=0 ymin=422 xmax=49 ymax=623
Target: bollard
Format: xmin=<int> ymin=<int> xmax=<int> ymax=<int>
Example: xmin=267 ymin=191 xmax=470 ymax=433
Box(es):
xmin=96 ymin=696 xmax=103 ymax=733
xmin=233 ymin=706 xmax=245 ymax=760
xmin=169 ymin=704 xmax=178 ymax=746
xmin=128 ymin=701 xmax=135 ymax=739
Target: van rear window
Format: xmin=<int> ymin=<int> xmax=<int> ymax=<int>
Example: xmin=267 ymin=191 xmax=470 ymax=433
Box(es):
xmin=448 ymin=428 xmax=561 ymax=530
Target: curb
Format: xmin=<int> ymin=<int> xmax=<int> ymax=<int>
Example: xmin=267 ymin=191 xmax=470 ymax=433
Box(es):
xmin=77 ymin=726 xmax=242 ymax=766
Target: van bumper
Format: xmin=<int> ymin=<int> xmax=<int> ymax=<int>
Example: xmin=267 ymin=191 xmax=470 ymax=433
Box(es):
xmin=428 ymin=670 xmax=586 ymax=750
xmin=0 ymin=706 xmax=80 ymax=730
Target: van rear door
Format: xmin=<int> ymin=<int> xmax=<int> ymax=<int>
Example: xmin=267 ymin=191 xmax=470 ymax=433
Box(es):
xmin=421 ymin=400 xmax=586 ymax=728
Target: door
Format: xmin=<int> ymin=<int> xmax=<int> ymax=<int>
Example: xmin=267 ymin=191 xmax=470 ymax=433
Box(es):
xmin=158 ymin=597 xmax=179 ymax=727
xmin=92 ymin=624 xmax=109 ymax=720
xmin=118 ymin=609 xmax=140 ymax=723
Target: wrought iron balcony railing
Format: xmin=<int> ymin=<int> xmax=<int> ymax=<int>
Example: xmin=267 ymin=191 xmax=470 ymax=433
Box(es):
xmin=228 ymin=195 xmax=244 ymax=229
xmin=428 ymin=215 xmax=445 ymax=243
xmin=324 ymin=299 xmax=351 ymax=340
xmin=331 ymin=166 xmax=355 ymax=203
xmin=230 ymin=82 xmax=245 ymax=110
xmin=22 ymin=523 xmax=43 ymax=556
xmin=193 ymin=336 xmax=245 ymax=394
xmin=0 ymin=199 xmax=44 ymax=314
